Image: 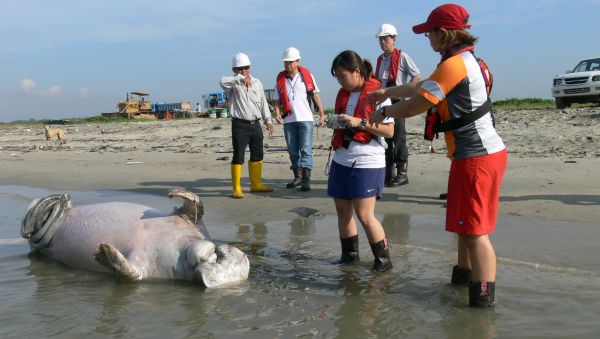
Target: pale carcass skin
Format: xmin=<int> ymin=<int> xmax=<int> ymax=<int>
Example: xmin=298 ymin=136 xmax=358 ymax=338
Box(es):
xmin=22 ymin=190 xmax=249 ymax=287
xmin=44 ymin=202 xmax=203 ymax=279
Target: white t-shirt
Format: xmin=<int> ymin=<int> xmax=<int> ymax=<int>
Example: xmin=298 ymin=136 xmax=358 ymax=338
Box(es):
xmin=273 ymin=72 xmax=320 ymax=123
xmin=332 ymin=93 xmax=393 ymax=169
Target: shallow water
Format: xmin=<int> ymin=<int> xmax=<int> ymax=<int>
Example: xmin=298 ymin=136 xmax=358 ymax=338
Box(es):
xmin=1 ymin=186 xmax=599 ymax=338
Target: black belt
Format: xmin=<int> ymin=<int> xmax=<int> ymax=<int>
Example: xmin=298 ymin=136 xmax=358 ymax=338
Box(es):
xmin=232 ymin=117 xmax=261 ymax=124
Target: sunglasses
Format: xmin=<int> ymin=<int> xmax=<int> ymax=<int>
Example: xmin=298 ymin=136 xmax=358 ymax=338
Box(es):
xmin=235 ymin=66 xmax=250 ymax=71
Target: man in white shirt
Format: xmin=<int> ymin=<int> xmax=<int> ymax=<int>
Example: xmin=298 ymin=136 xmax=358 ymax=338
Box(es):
xmin=375 ymin=23 xmax=421 ymax=187
xmin=220 ymin=52 xmax=273 ymax=198
xmin=274 ymin=47 xmax=325 ymax=191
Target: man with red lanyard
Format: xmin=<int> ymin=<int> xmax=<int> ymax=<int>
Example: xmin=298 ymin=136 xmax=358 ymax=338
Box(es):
xmin=375 ymin=23 xmax=421 ymax=187
xmin=274 ymin=47 xmax=325 ymax=192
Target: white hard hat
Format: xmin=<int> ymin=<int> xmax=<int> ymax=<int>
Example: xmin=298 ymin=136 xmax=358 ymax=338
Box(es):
xmin=282 ymin=47 xmax=301 ymax=61
xmin=232 ymin=52 xmax=251 ymax=68
xmin=376 ymin=23 xmax=397 ymax=37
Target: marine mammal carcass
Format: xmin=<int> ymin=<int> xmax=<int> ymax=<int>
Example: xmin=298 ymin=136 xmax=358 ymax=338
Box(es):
xmin=20 ymin=188 xmax=249 ymax=288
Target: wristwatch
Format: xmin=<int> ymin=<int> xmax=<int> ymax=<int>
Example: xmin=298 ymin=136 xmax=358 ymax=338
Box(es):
xmin=359 ymin=118 xmax=368 ymax=130
xmin=380 ymin=106 xmax=387 ymax=118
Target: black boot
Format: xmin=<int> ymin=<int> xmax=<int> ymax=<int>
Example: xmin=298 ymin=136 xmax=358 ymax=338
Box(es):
xmin=392 ymin=163 xmax=409 ymax=186
xmin=469 ymin=281 xmax=496 ymax=307
xmin=339 ymin=235 xmax=360 ymax=264
xmin=451 ymin=265 xmax=471 ymax=285
xmin=384 ymin=164 xmax=394 ymax=187
xmin=393 ymin=172 xmax=409 ymax=186
xmin=286 ymin=167 xmax=303 ymax=188
xmin=370 ymin=239 xmax=392 ymax=272
xmin=300 ymin=168 xmax=311 ymax=191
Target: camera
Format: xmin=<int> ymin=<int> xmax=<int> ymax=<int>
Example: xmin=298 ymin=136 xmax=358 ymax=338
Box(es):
xmin=326 ymin=114 xmax=346 ymax=130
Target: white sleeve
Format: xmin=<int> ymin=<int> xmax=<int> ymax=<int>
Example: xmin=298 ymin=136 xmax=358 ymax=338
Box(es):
xmin=376 ymin=98 xmax=395 ymax=124
xmin=401 ymin=53 xmax=421 ymax=78
xmin=220 ymin=74 xmax=244 ymax=91
xmin=310 ymin=74 xmax=320 ymax=93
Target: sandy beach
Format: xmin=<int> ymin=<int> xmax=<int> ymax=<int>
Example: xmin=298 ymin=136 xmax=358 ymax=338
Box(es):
xmin=1 ymin=107 xmax=600 ymax=225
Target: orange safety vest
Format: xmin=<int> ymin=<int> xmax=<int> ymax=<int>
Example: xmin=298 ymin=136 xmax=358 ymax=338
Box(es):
xmin=276 ymin=66 xmax=315 ymax=114
xmin=331 ymin=77 xmax=381 ymax=149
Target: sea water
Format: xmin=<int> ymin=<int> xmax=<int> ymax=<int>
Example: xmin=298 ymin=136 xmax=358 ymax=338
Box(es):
xmin=1 ymin=186 xmax=599 ymax=338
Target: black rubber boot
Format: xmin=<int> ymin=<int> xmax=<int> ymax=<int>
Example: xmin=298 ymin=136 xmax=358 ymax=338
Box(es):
xmin=300 ymin=168 xmax=311 ymax=191
xmin=339 ymin=235 xmax=360 ymax=264
xmin=469 ymin=281 xmax=496 ymax=307
xmin=370 ymin=239 xmax=392 ymax=272
xmin=384 ymin=164 xmax=394 ymax=187
xmin=286 ymin=167 xmax=303 ymax=188
xmin=451 ymin=265 xmax=471 ymax=285
xmin=391 ymin=172 xmax=409 ymax=186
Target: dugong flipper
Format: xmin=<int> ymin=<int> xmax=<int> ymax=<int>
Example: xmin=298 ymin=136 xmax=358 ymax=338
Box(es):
xmin=94 ymin=243 xmax=144 ymax=281
xmin=21 ymin=188 xmax=250 ymax=287
xmin=168 ymin=187 xmax=204 ymax=223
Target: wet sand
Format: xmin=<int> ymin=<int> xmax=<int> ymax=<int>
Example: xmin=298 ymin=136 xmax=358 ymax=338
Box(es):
xmin=1 ymin=107 xmax=600 ymax=225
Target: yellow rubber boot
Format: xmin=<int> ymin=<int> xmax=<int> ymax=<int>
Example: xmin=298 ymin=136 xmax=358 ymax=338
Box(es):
xmin=248 ymin=160 xmax=273 ymax=192
xmin=231 ymin=164 xmax=244 ymax=198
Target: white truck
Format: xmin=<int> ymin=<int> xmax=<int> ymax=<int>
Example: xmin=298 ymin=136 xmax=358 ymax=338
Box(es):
xmin=552 ymin=58 xmax=600 ymax=109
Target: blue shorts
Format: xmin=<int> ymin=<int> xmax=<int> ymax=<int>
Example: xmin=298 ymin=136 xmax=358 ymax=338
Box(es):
xmin=327 ymin=161 xmax=385 ymax=200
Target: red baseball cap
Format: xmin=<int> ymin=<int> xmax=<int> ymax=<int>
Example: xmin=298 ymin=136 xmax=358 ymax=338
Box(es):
xmin=412 ymin=3 xmax=472 ymax=34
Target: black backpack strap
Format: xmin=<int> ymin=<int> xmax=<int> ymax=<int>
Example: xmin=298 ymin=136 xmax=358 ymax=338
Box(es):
xmin=433 ymin=98 xmax=493 ymax=133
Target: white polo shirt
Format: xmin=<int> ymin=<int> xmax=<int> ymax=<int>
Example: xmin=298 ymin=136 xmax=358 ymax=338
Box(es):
xmin=273 ymin=72 xmax=320 ymax=123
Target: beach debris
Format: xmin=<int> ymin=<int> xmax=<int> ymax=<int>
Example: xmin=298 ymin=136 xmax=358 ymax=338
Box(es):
xmin=216 ymin=156 xmax=229 ymax=161
xmin=291 ymin=207 xmax=324 ymax=219
xmin=125 ymin=161 xmax=143 ymax=165
xmin=564 ymin=160 xmax=577 ymax=163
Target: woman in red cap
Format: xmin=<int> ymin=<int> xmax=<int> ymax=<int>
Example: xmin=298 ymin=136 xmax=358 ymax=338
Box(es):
xmin=369 ymin=4 xmax=507 ymax=307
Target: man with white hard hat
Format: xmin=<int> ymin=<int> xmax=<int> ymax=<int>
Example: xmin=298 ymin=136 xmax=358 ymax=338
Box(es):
xmin=274 ymin=47 xmax=325 ymax=192
xmin=220 ymin=52 xmax=274 ymax=198
xmin=375 ymin=23 xmax=421 ymax=188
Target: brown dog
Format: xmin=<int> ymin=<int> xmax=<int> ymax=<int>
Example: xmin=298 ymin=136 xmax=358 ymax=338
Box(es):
xmin=44 ymin=125 xmax=67 ymax=145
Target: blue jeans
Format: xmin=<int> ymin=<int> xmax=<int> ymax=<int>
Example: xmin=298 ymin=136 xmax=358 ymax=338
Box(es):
xmin=283 ymin=121 xmax=313 ymax=169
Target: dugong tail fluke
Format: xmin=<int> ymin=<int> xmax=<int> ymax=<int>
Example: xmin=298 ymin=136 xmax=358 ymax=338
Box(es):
xmin=20 ymin=193 xmax=72 ymax=251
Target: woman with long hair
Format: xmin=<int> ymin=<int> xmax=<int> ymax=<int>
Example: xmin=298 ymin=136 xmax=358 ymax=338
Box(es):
xmin=328 ymin=50 xmax=395 ymax=272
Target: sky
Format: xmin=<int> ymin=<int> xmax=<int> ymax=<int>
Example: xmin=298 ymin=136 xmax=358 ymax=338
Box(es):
xmin=1 ymin=0 xmax=598 ymax=122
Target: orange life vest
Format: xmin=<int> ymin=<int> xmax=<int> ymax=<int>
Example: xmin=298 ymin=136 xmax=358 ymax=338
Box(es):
xmin=331 ymin=77 xmax=381 ymax=149
xmin=276 ymin=66 xmax=315 ymax=114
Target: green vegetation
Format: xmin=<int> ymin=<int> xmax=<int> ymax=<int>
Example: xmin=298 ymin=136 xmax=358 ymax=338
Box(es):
xmin=492 ymin=98 xmax=555 ymax=109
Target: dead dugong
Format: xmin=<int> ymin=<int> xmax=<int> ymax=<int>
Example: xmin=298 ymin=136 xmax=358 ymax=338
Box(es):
xmin=20 ymin=188 xmax=249 ymax=287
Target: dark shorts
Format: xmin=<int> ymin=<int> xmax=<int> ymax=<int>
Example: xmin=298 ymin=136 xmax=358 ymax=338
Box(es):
xmin=446 ymin=149 xmax=508 ymax=235
xmin=327 ymin=161 xmax=385 ymax=200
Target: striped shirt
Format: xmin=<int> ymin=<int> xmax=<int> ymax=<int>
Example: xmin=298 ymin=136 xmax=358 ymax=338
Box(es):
xmin=419 ymin=51 xmax=504 ymax=159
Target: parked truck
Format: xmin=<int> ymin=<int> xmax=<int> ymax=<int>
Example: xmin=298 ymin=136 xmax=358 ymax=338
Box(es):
xmin=152 ymin=102 xmax=193 ymax=119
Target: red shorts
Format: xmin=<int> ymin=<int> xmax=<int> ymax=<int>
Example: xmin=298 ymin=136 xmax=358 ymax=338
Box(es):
xmin=446 ymin=149 xmax=507 ymax=235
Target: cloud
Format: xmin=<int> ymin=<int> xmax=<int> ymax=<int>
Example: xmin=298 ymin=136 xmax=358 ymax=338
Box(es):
xmin=40 ymin=86 xmax=62 ymax=97
xmin=79 ymin=88 xmax=90 ymax=97
xmin=20 ymin=79 xmax=37 ymax=93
